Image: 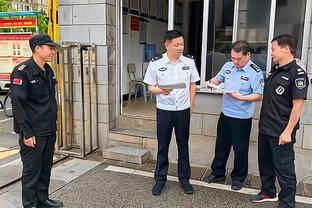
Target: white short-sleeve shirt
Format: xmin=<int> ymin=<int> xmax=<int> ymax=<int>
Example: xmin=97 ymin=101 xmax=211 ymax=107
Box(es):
xmin=143 ymin=53 xmax=200 ymax=111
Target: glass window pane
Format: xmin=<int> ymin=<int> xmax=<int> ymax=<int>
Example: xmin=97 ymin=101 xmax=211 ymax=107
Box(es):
xmin=206 ymin=0 xmax=235 ymax=80
xmin=176 ymin=0 xmax=204 ymax=80
xmin=237 ymin=0 xmax=271 ymax=72
xmin=274 ymin=0 xmax=306 ymax=58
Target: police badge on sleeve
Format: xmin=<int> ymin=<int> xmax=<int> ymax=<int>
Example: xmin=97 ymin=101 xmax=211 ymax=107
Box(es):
xmin=295 ymin=78 xmax=306 ymax=89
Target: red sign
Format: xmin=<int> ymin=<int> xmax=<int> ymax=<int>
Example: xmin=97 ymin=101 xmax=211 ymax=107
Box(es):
xmin=0 ymin=19 xmax=36 ymax=28
xmin=131 ymin=16 xmax=140 ymax=31
xmin=0 ymin=33 xmax=32 ymax=40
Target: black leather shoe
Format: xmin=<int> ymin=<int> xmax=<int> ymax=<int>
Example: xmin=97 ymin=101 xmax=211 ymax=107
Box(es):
xmin=180 ymin=181 xmax=194 ymax=194
xmin=38 ymin=199 xmax=63 ymax=207
xmin=152 ymin=182 xmax=165 ymax=196
xmin=231 ymin=181 xmax=243 ymax=191
xmin=203 ymin=174 xmax=226 ymax=183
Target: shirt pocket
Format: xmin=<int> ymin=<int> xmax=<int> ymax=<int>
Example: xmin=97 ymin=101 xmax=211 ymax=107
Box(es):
xmin=156 ymin=67 xmax=170 ymax=82
xmin=240 ymin=77 xmax=251 ymax=90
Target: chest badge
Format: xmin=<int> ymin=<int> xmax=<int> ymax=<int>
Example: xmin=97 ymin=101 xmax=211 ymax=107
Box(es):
xmin=159 ymin=67 xmax=167 ymax=72
xmin=240 ymin=76 xmax=249 ymax=81
xmin=182 ymin=65 xmax=190 ymax=70
xmin=276 ymin=86 xmax=285 ymax=95
xmin=30 ymin=80 xmax=39 ymax=84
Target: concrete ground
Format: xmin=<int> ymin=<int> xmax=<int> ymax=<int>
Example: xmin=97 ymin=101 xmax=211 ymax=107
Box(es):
xmin=50 ymin=162 xmax=311 ymax=208
xmin=1 ymin=154 xmax=311 ymax=208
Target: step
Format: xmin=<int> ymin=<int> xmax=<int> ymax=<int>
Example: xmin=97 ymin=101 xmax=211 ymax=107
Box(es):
xmin=103 ymin=145 xmax=150 ymax=165
xmin=117 ymin=115 xmax=156 ymax=133
xmin=108 ymin=128 xmax=157 ymax=150
xmin=109 ymin=128 xmax=156 ymax=139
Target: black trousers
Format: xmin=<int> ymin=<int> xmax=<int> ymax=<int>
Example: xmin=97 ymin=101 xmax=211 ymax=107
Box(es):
xmin=211 ymin=113 xmax=252 ymax=183
xmin=19 ymin=133 xmax=56 ymax=208
xmin=154 ymin=108 xmax=191 ymax=183
xmin=258 ymin=133 xmax=296 ymax=208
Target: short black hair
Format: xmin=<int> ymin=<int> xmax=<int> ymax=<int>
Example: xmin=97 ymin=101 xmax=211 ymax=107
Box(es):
xmin=271 ymin=34 xmax=296 ymax=55
xmin=231 ymin=40 xmax=250 ymax=55
xmin=164 ymin=30 xmax=184 ymax=43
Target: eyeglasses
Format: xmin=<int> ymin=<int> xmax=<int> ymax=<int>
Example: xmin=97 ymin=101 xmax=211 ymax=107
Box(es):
xmin=231 ymin=56 xmax=244 ymax=62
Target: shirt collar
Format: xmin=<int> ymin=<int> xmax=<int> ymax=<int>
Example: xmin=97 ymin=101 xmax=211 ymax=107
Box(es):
xmin=163 ymin=52 xmax=183 ymax=64
xmin=30 ymin=57 xmax=51 ymax=76
xmin=279 ymin=60 xmax=296 ymax=70
xmin=235 ymin=59 xmax=252 ymax=72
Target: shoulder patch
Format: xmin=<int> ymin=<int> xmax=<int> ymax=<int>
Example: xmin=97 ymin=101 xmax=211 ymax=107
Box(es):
xmin=295 ymin=78 xmax=306 ymax=89
xmin=151 ymin=55 xmax=163 ymax=62
xmin=250 ymin=63 xmax=261 ymax=73
xmin=18 ymin=64 xmax=26 ymax=71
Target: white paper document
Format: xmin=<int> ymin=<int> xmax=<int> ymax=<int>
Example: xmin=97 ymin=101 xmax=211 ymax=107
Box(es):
xmin=158 ymin=82 xmax=186 ymax=89
xmin=205 ymin=81 xmax=225 ymax=92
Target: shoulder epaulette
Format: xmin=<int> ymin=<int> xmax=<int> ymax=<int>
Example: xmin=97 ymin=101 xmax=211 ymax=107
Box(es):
xmin=250 ymin=63 xmax=261 ymax=72
xmin=151 ymin=55 xmax=163 ymax=62
xmin=185 ymin=54 xmax=194 ymax=60
xmin=17 ymin=64 xmax=26 ymax=71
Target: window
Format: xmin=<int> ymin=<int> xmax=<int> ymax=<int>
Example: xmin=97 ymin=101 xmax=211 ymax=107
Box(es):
xmin=274 ymin=0 xmax=306 ymax=58
xmin=235 ymin=0 xmax=271 ymax=72
xmin=205 ymin=0 xmax=235 ymax=80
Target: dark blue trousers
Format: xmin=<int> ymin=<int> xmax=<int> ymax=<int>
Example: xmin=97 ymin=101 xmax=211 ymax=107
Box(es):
xmin=154 ymin=108 xmax=191 ymax=184
xmin=211 ymin=113 xmax=252 ymax=183
xmin=19 ymin=133 xmax=56 ymax=208
xmin=258 ymin=133 xmax=296 ymax=208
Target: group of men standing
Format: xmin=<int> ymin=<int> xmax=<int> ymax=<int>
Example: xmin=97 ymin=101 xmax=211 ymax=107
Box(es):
xmin=143 ymin=30 xmax=309 ymax=208
xmin=10 ymin=31 xmax=308 ymax=208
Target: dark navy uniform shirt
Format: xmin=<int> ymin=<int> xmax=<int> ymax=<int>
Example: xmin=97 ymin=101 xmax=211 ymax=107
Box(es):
xmin=259 ymin=60 xmax=309 ymax=138
xmin=10 ymin=57 xmax=58 ymax=139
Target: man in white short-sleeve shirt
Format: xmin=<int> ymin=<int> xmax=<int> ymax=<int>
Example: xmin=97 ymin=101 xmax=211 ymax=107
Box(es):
xmin=144 ymin=30 xmax=200 ymax=196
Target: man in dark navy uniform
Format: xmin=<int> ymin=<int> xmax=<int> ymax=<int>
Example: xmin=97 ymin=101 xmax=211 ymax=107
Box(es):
xmin=11 ymin=34 xmax=63 ymax=208
xmin=251 ymin=34 xmax=309 ymax=208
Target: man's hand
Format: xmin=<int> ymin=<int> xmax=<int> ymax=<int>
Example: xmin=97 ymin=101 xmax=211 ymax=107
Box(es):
xmin=226 ymin=92 xmax=243 ymax=100
xmin=190 ymin=105 xmax=193 ymax=116
xmin=279 ymin=131 xmax=292 ymax=145
xmin=159 ymin=88 xmax=172 ymax=95
xmin=23 ymin=136 xmax=36 ymax=147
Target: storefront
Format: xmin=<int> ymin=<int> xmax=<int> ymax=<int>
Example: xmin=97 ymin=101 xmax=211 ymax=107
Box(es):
xmin=58 ymin=0 xmax=312 ymax=193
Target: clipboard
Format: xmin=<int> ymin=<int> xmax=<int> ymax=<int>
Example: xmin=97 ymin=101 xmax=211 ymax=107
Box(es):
xmin=158 ymin=82 xmax=186 ymax=89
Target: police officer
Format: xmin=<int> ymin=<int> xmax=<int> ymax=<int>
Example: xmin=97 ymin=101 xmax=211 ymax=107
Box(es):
xmin=204 ymin=41 xmax=264 ymax=191
xmin=11 ymin=34 xmax=63 ymax=208
xmin=143 ymin=30 xmax=200 ymax=196
xmin=251 ymin=35 xmax=309 ymax=208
